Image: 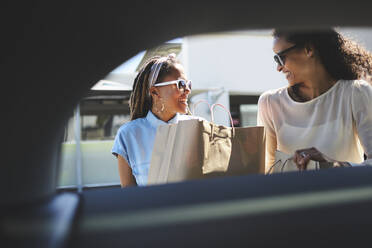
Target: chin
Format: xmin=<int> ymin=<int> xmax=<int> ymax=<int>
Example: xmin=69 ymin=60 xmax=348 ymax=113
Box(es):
xmin=288 ymin=79 xmax=301 ymax=87
xmin=178 ymin=108 xmax=187 ymax=114
xmin=177 ymin=105 xmax=188 ymax=114
xmin=177 ymin=103 xmax=188 ymax=114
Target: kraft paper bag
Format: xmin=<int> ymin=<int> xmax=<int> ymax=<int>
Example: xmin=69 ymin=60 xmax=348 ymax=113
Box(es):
xmin=147 ymin=118 xmax=265 ymax=185
xmin=148 ymin=119 xmax=204 ymax=184
xmin=268 ymin=150 xmax=320 ymax=174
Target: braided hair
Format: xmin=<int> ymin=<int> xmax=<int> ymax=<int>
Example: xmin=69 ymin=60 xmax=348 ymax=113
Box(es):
xmin=273 ymin=28 xmax=372 ymax=81
xmin=129 ymin=55 xmax=179 ymax=120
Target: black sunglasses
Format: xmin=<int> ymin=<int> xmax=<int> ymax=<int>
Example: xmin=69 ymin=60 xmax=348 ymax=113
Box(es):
xmin=273 ymin=44 xmax=299 ymax=66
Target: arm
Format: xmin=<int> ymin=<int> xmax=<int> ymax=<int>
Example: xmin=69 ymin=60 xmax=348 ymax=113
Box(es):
xmin=257 ymin=93 xmax=277 ymax=173
xmin=351 ymin=80 xmax=372 ymax=166
xmin=117 ymin=155 xmax=137 ymax=187
xmin=111 ymin=127 xmax=138 ymax=187
xmin=264 ymin=127 xmax=277 ymax=173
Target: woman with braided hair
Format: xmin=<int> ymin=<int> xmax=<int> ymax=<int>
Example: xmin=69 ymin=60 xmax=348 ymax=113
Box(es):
xmin=258 ymin=28 xmax=372 ymax=172
xmin=112 ymin=54 xmax=199 ymax=186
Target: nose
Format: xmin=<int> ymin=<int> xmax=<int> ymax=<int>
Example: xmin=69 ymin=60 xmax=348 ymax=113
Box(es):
xmin=277 ymin=64 xmax=283 ymax=72
xmin=184 ymin=86 xmax=191 ymax=95
xmin=182 ymin=82 xmax=191 ymax=94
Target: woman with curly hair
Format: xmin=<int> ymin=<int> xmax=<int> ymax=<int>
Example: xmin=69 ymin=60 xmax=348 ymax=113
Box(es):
xmin=257 ymin=28 xmax=372 ymax=172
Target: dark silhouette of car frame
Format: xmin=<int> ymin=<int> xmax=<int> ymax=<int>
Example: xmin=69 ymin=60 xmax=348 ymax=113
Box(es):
xmin=2 ymin=1 xmax=372 ymax=247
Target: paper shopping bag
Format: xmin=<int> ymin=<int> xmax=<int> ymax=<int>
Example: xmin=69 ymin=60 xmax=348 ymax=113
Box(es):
xmin=148 ymin=119 xmax=204 ymax=184
xmin=227 ymin=125 xmax=265 ymax=175
xmin=147 ymin=118 xmax=265 ymax=185
xmin=268 ymin=150 xmax=320 ymax=174
xmin=200 ymin=102 xmax=265 ymax=177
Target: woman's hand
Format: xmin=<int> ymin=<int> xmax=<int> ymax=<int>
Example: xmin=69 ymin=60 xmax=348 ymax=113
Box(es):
xmin=293 ymin=147 xmax=350 ymax=171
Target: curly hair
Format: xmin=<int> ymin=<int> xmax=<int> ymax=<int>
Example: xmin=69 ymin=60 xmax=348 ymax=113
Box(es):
xmin=273 ymin=28 xmax=372 ymax=81
xmin=129 ymin=55 xmax=179 ymax=120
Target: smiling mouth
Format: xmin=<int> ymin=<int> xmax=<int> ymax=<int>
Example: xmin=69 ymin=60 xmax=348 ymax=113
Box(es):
xmin=179 ymin=99 xmax=188 ymax=105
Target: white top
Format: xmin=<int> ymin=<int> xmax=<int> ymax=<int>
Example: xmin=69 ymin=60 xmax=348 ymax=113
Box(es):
xmin=112 ymin=111 xmax=201 ymax=186
xmin=257 ymin=79 xmax=372 ymax=172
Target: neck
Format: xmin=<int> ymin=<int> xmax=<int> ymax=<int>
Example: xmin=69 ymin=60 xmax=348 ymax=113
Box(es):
xmin=291 ymin=68 xmax=337 ymax=102
xmin=151 ymin=108 xmax=177 ymax=122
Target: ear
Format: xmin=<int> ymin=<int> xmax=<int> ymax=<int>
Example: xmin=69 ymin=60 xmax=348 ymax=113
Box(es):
xmin=149 ymin=86 xmax=160 ymax=98
xmin=304 ymin=43 xmax=314 ymax=58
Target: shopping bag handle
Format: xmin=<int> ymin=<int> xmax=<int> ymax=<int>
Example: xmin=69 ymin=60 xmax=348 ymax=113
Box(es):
xmin=268 ymin=159 xmax=281 ymax=174
xmin=192 ymin=100 xmax=235 ymax=136
xmin=191 ymin=99 xmax=211 ymax=116
xmin=268 ymin=157 xmax=320 ymax=174
xmin=210 ymin=103 xmax=235 ymax=128
xmin=192 ymin=100 xmax=234 ymax=128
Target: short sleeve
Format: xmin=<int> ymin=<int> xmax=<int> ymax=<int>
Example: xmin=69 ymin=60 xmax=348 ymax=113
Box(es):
xmin=111 ymin=128 xmax=130 ymax=164
xmin=351 ymin=80 xmax=372 ymax=166
xmin=257 ymin=92 xmax=277 ymax=172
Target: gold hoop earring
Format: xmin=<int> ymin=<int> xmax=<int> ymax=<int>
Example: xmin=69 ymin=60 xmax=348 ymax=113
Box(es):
xmin=154 ymin=99 xmax=165 ymax=114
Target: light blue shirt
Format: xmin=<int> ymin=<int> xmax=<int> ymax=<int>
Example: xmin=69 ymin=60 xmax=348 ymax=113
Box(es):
xmin=112 ymin=111 xmax=200 ymax=186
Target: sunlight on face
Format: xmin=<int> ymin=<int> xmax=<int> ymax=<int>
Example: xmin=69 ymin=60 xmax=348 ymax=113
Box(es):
xmin=157 ymin=64 xmax=191 ymax=115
